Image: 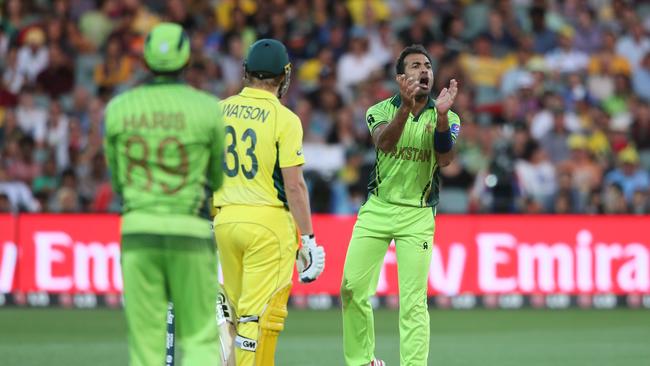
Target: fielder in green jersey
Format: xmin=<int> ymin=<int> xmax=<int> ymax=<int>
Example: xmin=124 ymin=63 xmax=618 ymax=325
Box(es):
xmin=104 ymin=23 xmax=224 ymax=366
xmin=341 ymin=45 xmax=460 ymax=366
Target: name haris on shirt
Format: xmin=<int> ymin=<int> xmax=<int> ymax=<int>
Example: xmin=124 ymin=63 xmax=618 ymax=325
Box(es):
xmin=122 ymin=111 xmax=186 ymax=131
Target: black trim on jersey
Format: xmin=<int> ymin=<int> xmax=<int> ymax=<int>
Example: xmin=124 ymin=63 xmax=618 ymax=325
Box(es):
xmin=144 ymin=76 xmax=186 ymax=85
xmin=389 ymin=94 xmax=435 ymax=121
xmin=425 ymin=167 xmax=441 ymax=208
xmin=272 ymin=142 xmax=288 ymax=209
xmin=367 ymin=150 xmax=381 ymax=197
xmin=419 ymin=180 xmax=431 ymax=207
xmin=197 ymin=185 xmax=212 ymax=219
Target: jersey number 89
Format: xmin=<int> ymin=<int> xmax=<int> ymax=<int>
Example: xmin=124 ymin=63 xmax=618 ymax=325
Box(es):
xmin=224 ymin=126 xmax=258 ymax=179
xmin=125 ymin=135 xmax=188 ymax=194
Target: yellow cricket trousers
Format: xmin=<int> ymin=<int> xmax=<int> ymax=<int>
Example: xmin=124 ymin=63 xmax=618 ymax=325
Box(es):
xmin=213 ymin=205 xmax=298 ymax=365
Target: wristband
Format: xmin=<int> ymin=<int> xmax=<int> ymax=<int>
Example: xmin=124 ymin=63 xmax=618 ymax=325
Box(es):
xmin=434 ymin=128 xmax=453 ymax=153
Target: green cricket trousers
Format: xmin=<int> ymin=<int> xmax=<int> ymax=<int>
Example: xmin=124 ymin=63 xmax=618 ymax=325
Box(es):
xmin=121 ymin=234 xmax=221 ymax=366
xmin=341 ymin=195 xmax=435 ymax=366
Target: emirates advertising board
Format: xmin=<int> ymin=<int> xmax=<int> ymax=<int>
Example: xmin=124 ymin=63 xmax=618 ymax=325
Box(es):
xmin=0 ymin=214 xmax=649 ymax=307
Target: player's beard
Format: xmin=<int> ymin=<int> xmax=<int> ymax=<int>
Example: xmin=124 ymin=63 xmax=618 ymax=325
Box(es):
xmin=414 ymin=90 xmax=430 ymax=101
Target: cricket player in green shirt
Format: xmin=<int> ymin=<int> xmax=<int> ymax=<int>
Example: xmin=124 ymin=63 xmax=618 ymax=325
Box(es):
xmin=104 ymin=23 xmax=224 ymax=366
xmin=341 ymin=45 xmax=460 ymax=366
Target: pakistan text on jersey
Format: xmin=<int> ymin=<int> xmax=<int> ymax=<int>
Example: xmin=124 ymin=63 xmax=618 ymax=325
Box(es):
xmin=383 ymin=146 xmax=432 ymax=162
xmin=123 ymin=112 xmax=186 ymax=131
xmin=222 ymin=104 xmax=270 ymax=123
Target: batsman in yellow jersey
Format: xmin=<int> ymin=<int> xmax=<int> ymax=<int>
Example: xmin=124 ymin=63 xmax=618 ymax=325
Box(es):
xmin=212 ymin=39 xmax=326 ymax=366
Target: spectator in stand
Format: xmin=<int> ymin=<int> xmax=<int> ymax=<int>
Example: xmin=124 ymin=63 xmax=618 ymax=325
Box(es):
xmin=603 ymin=182 xmax=629 ymax=214
xmin=1 ymin=47 xmax=24 ymax=107
xmin=484 ymin=10 xmax=518 ymax=57
xmin=572 ymin=7 xmax=602 ymax=54
xmin=32 ymin=157 xmax=58 ymax=198
xmin=36 ymin=44 xmax=75 ymax=98
xmin=337 ymin=27 xmax=380 ymax=100
xmin=539 ymin=109 xmax=569 ymax=164
xmin=544 ymin=26 xmax=589 ymax=74
xmin=17 ymin=27 xmax=49 ymax=84
xmin=460 ymin=34 xmax=508 ymax=105
xmin=6 ymin=135 xmax=40 ymax=186
xmin=553 ymin=170 xmax=581 ymax=213
xmin=529 ymin=5 xmax=557 ymax=54
xmin=0 ymin=109 xmax=23 ymax=148
xmin=0 ymin=0 xmax=36 ymax=43
xmin=15 ymin=89 xmax=47 ymax=146
xmin=604 ymin=147 xmax=650 ymax=204
xmin=631 ymin=189 xmax=650 ymax=215
xmin=78 ymin=152 xmax=108 ymax=207
xmin=616 ymin=18 xmax=650 ymax=70
xmin=631 ymin=102 xmax=650 ymax=171
xmin=93 ymin=36 xmax=133 ymax=89
xmin=45 ymin=101 xmax=69 ymax=170
xmin=500 ymin=42 xmax=536 ymax=97
xmin=219 ymin=35 xmax=245 ymax=94
xmin=78 ymin=0 xmax=118 ymax=49
xmin=563 ymin=134 xmax=603 ymax=204
xmin=516 ymin=140 xmax=556 ymax=211
xmin=398 ymin=8 xmax=437 ymax=48
xmin=632 ymin=52 xmax=650 ymax=101
xmin=299 ymin=48 xmax=336 ymax=91
xmin=530 ymin=93 xmax=580 ymax=141
xmin=0 ymin=165 xmax=39 ymax=213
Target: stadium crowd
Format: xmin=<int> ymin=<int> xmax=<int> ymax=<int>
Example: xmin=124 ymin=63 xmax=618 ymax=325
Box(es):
xmin=0 ymin=0 xmax=649 ymax=215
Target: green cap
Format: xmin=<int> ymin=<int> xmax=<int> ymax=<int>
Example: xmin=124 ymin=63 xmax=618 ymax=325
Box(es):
xmin=244 ymin=39 xmax=291 ymax=78
xmin=144 ymin=22 xmax=190 ymax=72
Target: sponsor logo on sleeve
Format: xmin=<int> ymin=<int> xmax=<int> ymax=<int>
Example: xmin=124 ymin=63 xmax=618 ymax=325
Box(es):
xmin=451 ymin=123 xmax=460 ymax=138
xmin=367 ymin=114 xmax=375 ymax=126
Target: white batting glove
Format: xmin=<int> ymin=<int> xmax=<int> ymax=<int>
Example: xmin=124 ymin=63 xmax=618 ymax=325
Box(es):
xmin=296 ymin=234 xmax=325 ymax=283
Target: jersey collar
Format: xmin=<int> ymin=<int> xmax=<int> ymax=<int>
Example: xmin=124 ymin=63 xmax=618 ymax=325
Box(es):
xmin=145 ymin=75 xmax=185 ymax=85
xmin=391 ymin=94 xmax=436 ymax=121
xmin=240 ymin=87 xmax=279 ymax=101
xmin=390 ymin=94 xmax=435 ymax=109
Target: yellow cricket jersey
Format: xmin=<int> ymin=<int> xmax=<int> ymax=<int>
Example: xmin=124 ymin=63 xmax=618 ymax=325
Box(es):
xmin=213 ymin=87 xmax=305 ymax=208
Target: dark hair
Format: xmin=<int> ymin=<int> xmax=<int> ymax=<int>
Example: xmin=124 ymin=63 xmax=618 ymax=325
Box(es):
xmin=522 ymin=140 xmax=540 ymax=161
xmin=395 ymin=44 xmax=432 ymax=74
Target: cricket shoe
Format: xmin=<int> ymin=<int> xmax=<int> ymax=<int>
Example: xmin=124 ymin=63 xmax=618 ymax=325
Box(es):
xmin=369 ymin=360 xmax=386 ymax=366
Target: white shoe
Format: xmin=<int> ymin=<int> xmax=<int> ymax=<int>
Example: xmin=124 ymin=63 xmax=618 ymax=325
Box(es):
xmin=369 ymin=360 xmax=386 ymax=366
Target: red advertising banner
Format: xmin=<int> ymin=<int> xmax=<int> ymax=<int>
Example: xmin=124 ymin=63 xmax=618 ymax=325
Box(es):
xmin=0 ymin=215 xmax=17 ymax=293
xmin=0 ymin=214 xmax=648 ymax=295
xmin=294 ymin=215 xmax=650 ymax=295
xmin=16 ymin=214 xmax=121 ymax=294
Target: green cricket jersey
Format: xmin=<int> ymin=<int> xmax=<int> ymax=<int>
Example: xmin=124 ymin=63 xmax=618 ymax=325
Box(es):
xmin=366 ymin=94 xmax=461 ymax=208
xmin=104 ymin=78 xmax=224 ymax=238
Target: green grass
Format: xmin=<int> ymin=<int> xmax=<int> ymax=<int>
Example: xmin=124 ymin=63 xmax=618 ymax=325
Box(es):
xmin=0 ymin=308 xmax=649 ymax=365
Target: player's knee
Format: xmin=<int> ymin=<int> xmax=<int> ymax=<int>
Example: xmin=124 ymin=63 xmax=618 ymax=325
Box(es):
xmin=399 ymin=293 xmax=428 ymax=315
xmin=340 ymin=277 xmax=362 ymax=304
xmin=260 ymin=305 xmax=288 ymax=333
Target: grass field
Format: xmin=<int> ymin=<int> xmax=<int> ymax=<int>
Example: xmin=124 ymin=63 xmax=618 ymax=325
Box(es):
xmin=0 ymin=308 xmax=649 ymax=366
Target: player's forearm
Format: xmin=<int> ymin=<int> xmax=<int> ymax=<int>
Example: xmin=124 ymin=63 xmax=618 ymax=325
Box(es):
xmin=285 ymin=177 xmax=314 ymax=236
xmin=375 ymin=106 xmax=410 ymax=153
xmin=434 ymin=111 xmax=455 ymax=167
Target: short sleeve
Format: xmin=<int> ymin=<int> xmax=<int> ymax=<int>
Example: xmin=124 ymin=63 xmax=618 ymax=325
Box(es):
xmin=278 ymin=112 xmax=306 ymax=168
xmin=448 ymin=110 xmax=461 ymax=142
xmin=366 ymin=102 xmax=390 ymax=135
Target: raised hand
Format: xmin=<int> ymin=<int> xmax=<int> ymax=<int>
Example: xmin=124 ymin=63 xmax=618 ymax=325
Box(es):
xmin=435 ymin=79 xmax=458 ymax=114
xmin=396 ymin=74 xmax=420 ymax=110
